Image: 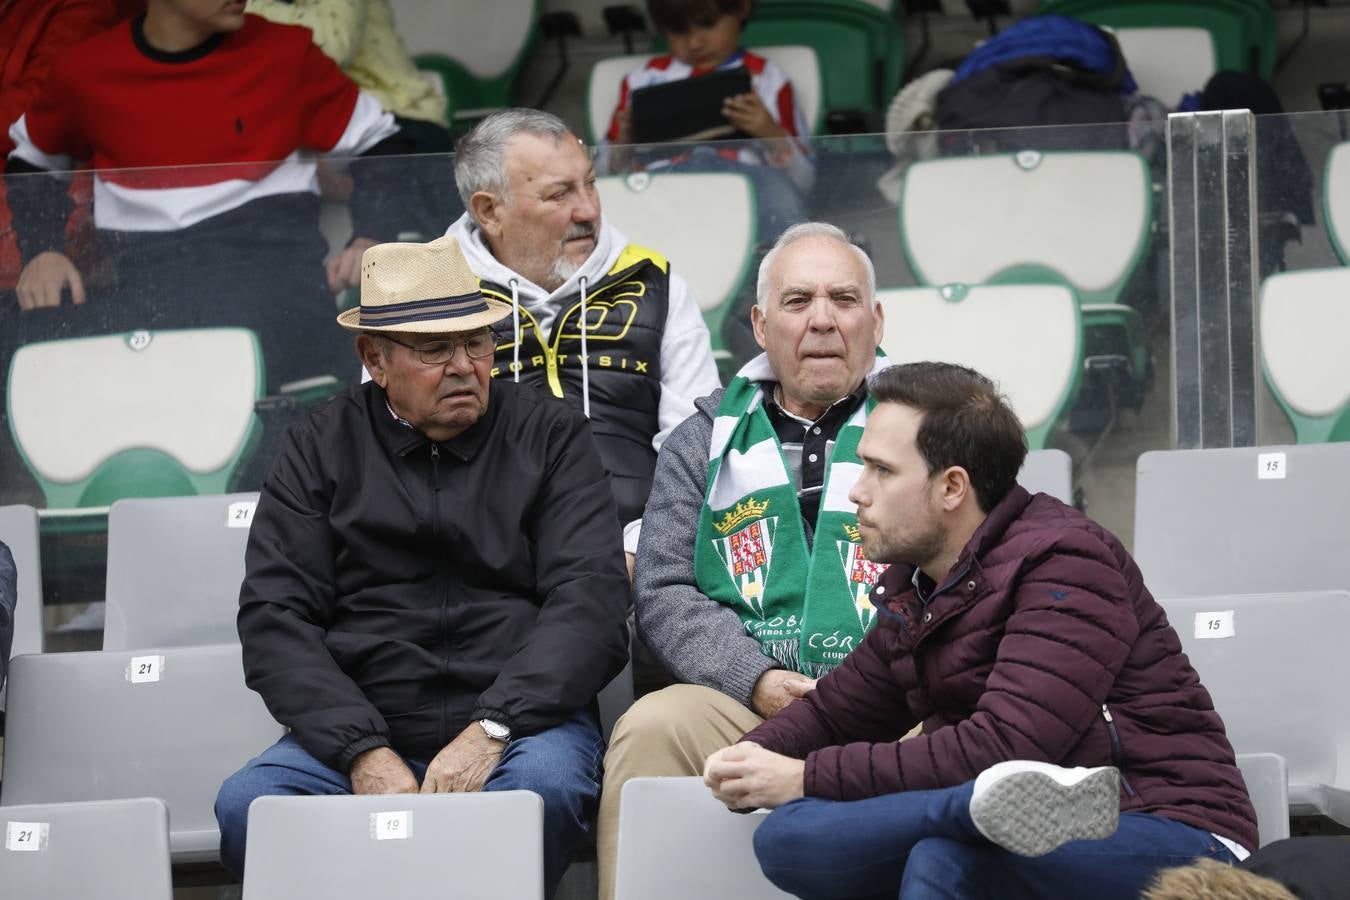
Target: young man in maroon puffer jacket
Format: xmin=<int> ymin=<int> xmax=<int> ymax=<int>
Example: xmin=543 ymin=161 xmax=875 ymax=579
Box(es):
xmin=703 ymin=361 xmax=1257 ymax=900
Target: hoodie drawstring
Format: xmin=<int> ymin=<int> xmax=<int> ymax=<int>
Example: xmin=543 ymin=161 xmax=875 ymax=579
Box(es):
xmin=508 ymin=278 xmax=521 ymax=384
xmin=578 ymin=275 xmax=591 ymax=419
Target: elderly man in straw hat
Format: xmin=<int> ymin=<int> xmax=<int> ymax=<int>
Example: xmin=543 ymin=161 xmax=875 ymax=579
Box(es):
xmin=215 ymin=235 xmax=630 ymax=895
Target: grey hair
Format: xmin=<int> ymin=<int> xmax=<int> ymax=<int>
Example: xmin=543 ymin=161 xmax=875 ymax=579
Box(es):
xmin=756 ymin=222 xmax=877 ymax=311
xmin=454 ymin=108 xmax=574 ymax=220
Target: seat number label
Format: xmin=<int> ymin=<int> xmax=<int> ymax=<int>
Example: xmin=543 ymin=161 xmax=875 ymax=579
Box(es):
xmin=1194 ymin=611 xmax=1235 ymax=640
xmin=227 ymin=501 xmax=257 ymax=528
xmin=1257 ymin=452 xmax=1286 ymax=480
xmin=128 ymin=655 xmax=164 ymax=684
xmin=6 ymin=822 xmax=47 ymax=851
xmin=372 ymin=810 xmax=412 ymax=840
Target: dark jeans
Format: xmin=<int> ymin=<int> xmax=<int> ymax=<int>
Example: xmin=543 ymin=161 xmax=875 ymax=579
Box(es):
xmin=753 ymin=784 xmax=1237 ymax=900
xmin=215 ymin=710 xmax=605 ymax=897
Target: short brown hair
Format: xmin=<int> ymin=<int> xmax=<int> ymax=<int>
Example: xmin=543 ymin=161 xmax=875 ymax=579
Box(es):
xmin=647 ymin=0 xmax=750 ymax=33
xmin=867 ymin=362 xmax=1026 ymax=513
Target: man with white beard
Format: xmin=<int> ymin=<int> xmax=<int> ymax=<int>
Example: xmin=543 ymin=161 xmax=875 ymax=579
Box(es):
xmin=444 ymin=108 xmax=719 ymax=552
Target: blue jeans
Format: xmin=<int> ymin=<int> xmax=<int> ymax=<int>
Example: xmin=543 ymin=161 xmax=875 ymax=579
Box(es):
xmin=753 ymin=783 xmax=1237 ymax=900
xmin=215 ymin=711 xmax=604 ymax=896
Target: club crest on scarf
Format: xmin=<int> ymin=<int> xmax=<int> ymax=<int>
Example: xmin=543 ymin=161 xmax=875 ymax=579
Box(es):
xmin=711 ymin=498 xmax=776 ymax=618
xmin=838 ymin=523 xmax=887 ymax=629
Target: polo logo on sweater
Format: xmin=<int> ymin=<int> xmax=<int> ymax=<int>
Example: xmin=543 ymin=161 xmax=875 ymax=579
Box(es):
xmin=1050 ymin=589 xmax=1069 ymax=602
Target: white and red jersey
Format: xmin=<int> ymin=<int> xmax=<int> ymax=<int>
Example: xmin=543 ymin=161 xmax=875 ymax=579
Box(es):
xmin=605 ymin=48 xmax=811 ymax=166
xmin=7 ymin=13 xmax=396 ymax=233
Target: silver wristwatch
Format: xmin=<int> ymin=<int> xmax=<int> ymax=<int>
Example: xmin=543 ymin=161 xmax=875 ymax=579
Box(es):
xmin=478 ymin=718 xmax=511 ymax=743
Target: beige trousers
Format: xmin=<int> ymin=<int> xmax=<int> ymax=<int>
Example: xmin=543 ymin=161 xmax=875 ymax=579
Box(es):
xmin=596 ymin=684 xmax=764 ymax=900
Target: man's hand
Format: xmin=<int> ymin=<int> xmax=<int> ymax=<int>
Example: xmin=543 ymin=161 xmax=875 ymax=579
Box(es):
xmin=704 ymin=741 xmax=805 ymax=811
xmin=751 ymin=669 xmax=817 ymax=718
xmin=722 ymin=93 xmax=785 ymax=140
xmin=327 ymin=236 xmax=380 ymax=292
xmin=16 ymin=251 xmax=86 ymax=310
xmin=420 ymin=722 xmax=505 ymax=794
xmin=625 ymin=551 xmax=636 ymax=583
xmin=350 ymin=746 xmax=419 ymax=795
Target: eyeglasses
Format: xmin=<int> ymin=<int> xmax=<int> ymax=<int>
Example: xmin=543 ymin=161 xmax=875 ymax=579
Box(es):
xmin=383 ymin=332 xmax=497 ymax=365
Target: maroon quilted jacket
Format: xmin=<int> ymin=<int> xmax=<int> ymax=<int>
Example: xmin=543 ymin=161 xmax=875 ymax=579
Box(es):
xmin=743 ymin=486 xmax=1258 ymax=852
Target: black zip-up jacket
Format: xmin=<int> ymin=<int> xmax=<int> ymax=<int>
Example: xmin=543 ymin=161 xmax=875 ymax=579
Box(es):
xmin=238 ymin=379 xmax=630 ymax=772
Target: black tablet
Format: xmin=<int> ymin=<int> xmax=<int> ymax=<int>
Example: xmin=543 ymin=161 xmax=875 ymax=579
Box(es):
xmin=630 ymin=67 xmax=754 ymax=144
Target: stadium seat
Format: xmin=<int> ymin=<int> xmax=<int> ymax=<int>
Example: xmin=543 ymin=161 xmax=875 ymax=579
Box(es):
xmin=1236 ymin=752 xmax=1291 ymax=848
xmin=1325 ymin=142 xmax=1350 ymax=265
xmin=1111 ymin=26 xmax=1217 ymax=107
xmin=6 ymin=328 xmax=263 ymax=512
xmin=614 ymin=777 xmax=792 ymax=900
xmin=596 ymin=172 xmax=756 ymax=356
xmin=0 ymin=643 xmax=286 ymax=863
xmin=393 ymin=0 xmax=539 ymax=119
xmin=1040 ymin=0 xmax=1275 ymax=78
xmin=1259 ymin=267 xmax=1350 ymax=444
xmin=1018 ymin=449 xmax=1074 ymax=504
xmin=0 ymin=798 xmax=173 ymax=899
xmin=585 ymin=46 xmax=823 ymax=144
xmin=0 ymin=504 xmax=44 ymax=666
xmin=876 ymin=283 xmax=1083 ymax=449
xmin=102 ymin=493 xmax=258 ymax=651
xmin=898 ymin=150 xmax=1153 ymax=383
xmin=1134 ymin=443 xmax=1350 ymax=597
xmin=1158 ymin=591 xmax=1350 ymax=827
xmin=243 ymin=792 xmax=544 ymax=900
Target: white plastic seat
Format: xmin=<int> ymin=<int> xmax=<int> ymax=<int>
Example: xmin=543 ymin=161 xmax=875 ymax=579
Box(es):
xmin=0 ymin=798 xmax=173 ymax=898
xmin=1159 ymin=592 xmax=1350 ymax=827
xmin=615 ymin=777 xmax=792 ymax=900
xmin=7 ymin=328 xmax=262 ymax=510
xmin=0 ymin=504 xmax=44 ymax=664
xmin=0 ymin=643 xmax=286 ymax=863
xmin=389 ymin=0 xmax=535 ymax=82
xmin=586 ymin=45 xmax=823 ymax=143
xmin=102 ymin=493 xmax=259 ymax=651
xmin=1259 ymin=267 xmax=1350 ymax=443
xmin=1326 ymin=142 xmax=1350 ymax=263
xmin=243 ymin=792 xmax=544 ymax=900
xmin=876 ymin=283 xmax=1082 ymax=449
xmin=1236 ymin=752 xmax=1291 ymax=848
xmin=1134 ymin=443 xmax=1350 ymax=597
xmin=597 ymin=172 xmax=756 ymax=344
xmin=1112 ymin=27 xmax=1216 ymax=107
xmin=899 ymin=151 xmax=1151 ymax=307
xmin=1018 ymin=449 xmax=1073 ymax=504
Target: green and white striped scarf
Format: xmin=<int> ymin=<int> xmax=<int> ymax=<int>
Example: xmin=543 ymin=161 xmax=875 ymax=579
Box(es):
xmin=693 ymin=353 xmax=891 ymax=676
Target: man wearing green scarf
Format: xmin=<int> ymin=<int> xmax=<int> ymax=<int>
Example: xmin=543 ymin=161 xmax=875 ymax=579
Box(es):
xmin=596 ymin=222 xmax=887 ymax=900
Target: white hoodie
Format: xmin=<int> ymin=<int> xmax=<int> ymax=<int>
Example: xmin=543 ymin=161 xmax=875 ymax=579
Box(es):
xmin=446 ymin=213 xmax=722 ymax=548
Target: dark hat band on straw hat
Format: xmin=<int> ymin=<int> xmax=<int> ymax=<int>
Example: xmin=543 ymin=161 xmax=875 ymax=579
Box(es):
xmin=357 ymin=291 xmax=490 ymax=328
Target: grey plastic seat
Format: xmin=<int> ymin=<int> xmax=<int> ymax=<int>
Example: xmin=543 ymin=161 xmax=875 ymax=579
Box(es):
xmin=0 ymin=642 xmax=285 ymax=863
xmin=1135 ymin=444 xmax=1350 ymax=597
xmin=0 ymin=504 xmax=44 ymax=664
xmin=615 ymin=777 xmax=792 ymax=900
xmin=0 ymin=797 xmax=173 ymax=898
xmin=103 ymin=492 xmax=258 ymax=650
xmin=1159 ymin=591 xmax=1350 ymax=827
xmin=242 ymin=791 xmax=544 ymax=900
xmin=1236 ymin=752 xmax=1290 ymax=848
xmin=1018 ymin=449 xmax=1073 ymax=504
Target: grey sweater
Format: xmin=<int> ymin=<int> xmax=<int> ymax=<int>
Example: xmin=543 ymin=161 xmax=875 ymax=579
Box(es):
xmin=634 ymin=390 xmax=779 ymax=707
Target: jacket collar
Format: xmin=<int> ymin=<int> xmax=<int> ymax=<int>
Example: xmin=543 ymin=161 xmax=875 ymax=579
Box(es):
xmin=874 ymin=484 xmax=1035 ymax=615
xmin=368 ymin=380 xmax=497 ymax=461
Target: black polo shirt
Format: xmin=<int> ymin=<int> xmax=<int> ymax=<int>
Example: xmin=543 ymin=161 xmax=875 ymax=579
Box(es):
xmin=763 ymin=381 xmax=868 ymax=540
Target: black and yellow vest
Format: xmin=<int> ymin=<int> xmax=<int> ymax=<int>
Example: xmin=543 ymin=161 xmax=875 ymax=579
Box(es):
xmin=483 ymin=245 xmax=670 ymax=524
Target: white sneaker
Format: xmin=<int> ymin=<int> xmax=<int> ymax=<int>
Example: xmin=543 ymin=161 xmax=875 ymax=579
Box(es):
xmin=969 ymin=760 xmax=1120 ymax=857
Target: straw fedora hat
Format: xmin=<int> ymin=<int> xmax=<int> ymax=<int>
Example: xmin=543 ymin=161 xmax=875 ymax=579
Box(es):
xmin=336 ymin=234 xmax=512 ymax=334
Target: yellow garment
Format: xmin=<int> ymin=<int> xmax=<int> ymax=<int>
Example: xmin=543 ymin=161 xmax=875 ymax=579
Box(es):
xmin=245 ymin=0 xmax=447 ymax=127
